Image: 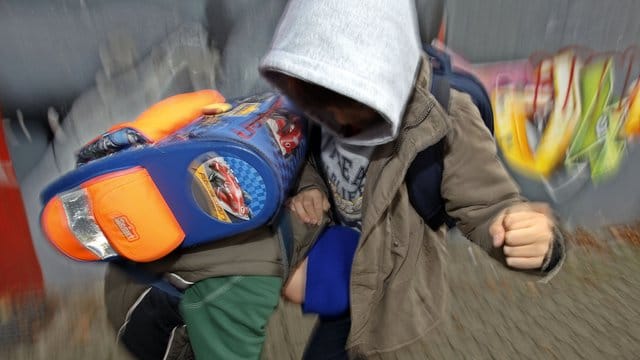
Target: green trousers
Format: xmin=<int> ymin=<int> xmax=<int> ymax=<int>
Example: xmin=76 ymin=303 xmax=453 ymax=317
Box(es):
xmin=179 ymin=276 xmax=282 ymax=360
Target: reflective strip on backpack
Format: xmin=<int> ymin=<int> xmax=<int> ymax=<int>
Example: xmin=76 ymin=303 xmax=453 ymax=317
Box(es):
xmin=60 ymin=188 xmax=118 ymax=260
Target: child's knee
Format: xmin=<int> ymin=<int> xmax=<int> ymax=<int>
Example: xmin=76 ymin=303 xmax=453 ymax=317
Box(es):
xmin=283 ymin=258 xmax=308 ymax=304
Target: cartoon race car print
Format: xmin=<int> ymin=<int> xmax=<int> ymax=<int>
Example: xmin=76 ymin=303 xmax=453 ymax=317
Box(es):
xmin=266 ymin=114 xmax=303 ymax=156
xmin=207 ymin=157 xmax=252 ymax=221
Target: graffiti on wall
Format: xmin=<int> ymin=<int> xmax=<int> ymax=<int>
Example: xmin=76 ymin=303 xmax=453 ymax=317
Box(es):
xmin=492 ymin=47 xmax=639 ymax=183
xmin=439 ymin=43 xmax=640 ymax=202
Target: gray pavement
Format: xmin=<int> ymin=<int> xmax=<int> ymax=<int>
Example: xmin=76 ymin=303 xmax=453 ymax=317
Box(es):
xmin=2 ymin=228 xmax=640 ymax=359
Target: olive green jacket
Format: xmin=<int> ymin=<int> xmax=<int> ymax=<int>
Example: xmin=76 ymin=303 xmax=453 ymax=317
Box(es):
xmin=296 ymin=57 xmax=565 ymax=359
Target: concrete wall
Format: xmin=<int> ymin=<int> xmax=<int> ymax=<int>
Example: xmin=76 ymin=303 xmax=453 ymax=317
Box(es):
xmin=446 ymin=0 xmax=640 ymax=62
xmin=1 ymin=0 xmax=638 ymax=289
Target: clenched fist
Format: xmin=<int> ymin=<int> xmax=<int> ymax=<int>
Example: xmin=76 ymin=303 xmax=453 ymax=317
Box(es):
xmin=489 ymin=203 xmax=555 ymax=270
xmin=288 ymin=188 xmax=330 ymax=225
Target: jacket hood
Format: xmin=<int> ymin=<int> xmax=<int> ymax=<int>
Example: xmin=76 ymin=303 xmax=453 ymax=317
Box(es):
xmin=259 ymin=0 xmax=423 ymax=145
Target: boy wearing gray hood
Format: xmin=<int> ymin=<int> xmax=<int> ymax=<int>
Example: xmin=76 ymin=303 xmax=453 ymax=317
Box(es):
xmin=259 ymin=0 xmax=565 ymax=358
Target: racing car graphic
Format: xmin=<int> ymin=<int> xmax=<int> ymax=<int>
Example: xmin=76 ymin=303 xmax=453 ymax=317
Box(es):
xmin=207 ymin=157 xmax=252 ymax=221
xmin=266 ymin=113 xmax=303 ymax=156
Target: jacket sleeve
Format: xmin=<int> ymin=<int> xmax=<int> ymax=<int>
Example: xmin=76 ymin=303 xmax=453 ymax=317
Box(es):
xmin=296 ymin=156 xmax=329 ymax=196
xmin=441 ymin=91 xmax=565 ymax=279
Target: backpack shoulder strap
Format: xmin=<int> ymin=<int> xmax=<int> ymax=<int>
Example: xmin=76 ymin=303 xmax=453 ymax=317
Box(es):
xmin=405 ymin=65 xmax=456 ymax=231
xmin=430 ymin=72 xmax=451 ymax=113
xmin=425 ymin=44 xmax=452 ymax=113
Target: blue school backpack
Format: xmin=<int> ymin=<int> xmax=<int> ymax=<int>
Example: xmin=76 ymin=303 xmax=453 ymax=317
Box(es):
xmin=40 ymin=91 xmax=307 ymax=264
xmin=406 ymin=45 xmax=495 ymax=230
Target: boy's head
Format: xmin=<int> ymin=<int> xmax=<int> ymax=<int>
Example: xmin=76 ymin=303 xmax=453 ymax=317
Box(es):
xmin=259 ymin=0 xmax=423 ymax=146
xmin=265 ymin=71 xmax=384 ymax=139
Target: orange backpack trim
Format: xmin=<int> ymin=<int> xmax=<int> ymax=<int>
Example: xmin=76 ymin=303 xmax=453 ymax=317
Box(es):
xmin=110 ymin=89 xmax=225 ymax=142
xmin=42 ymin=167 xmax=186 ymax=262
xmin=82 ymin=167 xmax=185 ymax=262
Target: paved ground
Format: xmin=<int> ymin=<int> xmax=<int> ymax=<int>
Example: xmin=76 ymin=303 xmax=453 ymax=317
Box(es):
xmin=2 ymin=226 xmax=640 ymax=359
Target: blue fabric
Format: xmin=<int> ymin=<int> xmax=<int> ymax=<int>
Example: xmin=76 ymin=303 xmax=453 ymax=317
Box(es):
xmin=424 ymin=45 xmax=494 ymax=133
xmin=76 ymin=127 xmax=148 ymax=166
xmin=406 ymin=45 xmax=495 ymax=231
xmin=302 ymin=314 xmax=351 ymax=359
xmin=120 ymin=287 xmax=183 ymax=360
xmin=302 ymin=226 xmax=359 ymax=318
xmin=40 ymin=94 xmax=306 ymax=252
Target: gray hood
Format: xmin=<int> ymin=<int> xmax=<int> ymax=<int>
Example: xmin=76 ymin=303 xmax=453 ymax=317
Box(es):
xmin=259 ymin=0 xmax=423 ymax=146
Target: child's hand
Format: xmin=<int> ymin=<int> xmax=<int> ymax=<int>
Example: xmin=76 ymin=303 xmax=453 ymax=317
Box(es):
xmin=489 ymin=203 xmax=555 ymax=270
xmin=288 ymin=188 xmax=330 ymax=225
